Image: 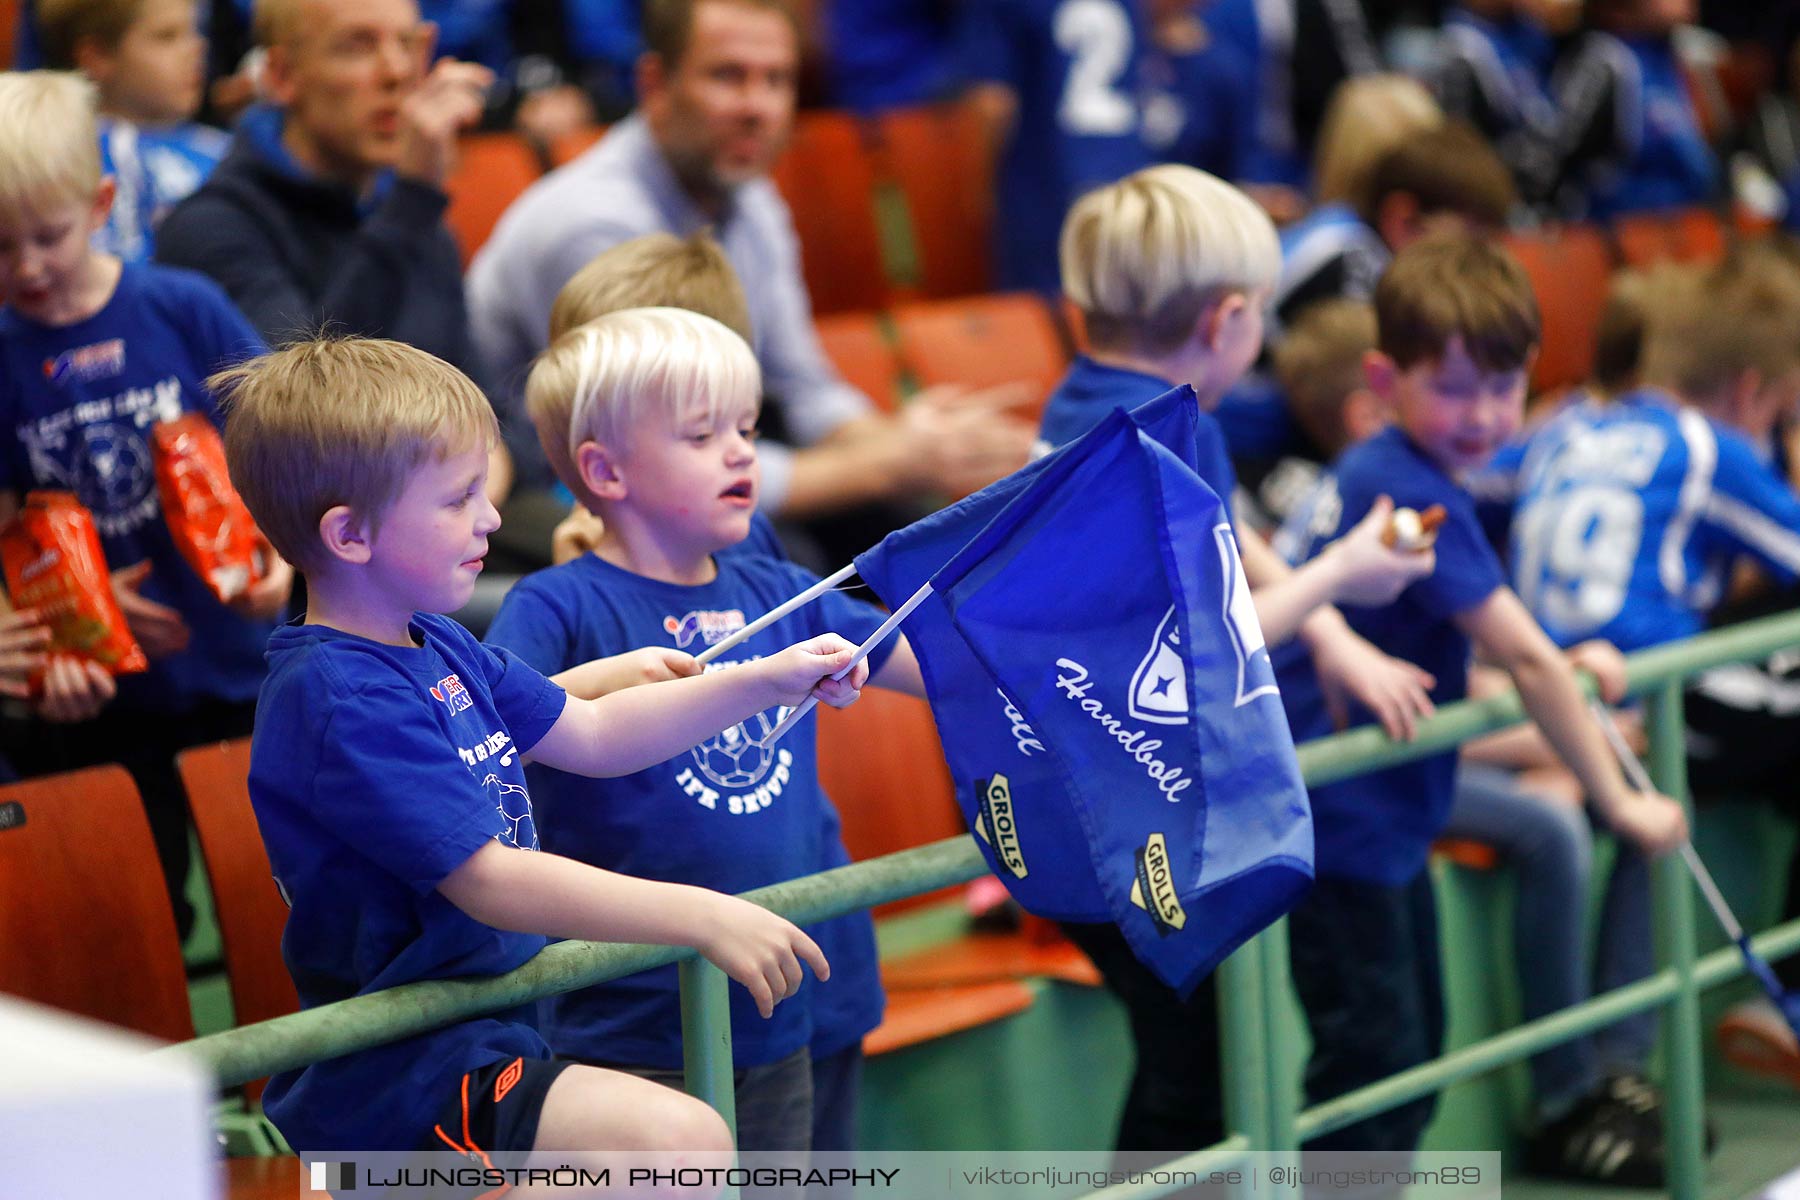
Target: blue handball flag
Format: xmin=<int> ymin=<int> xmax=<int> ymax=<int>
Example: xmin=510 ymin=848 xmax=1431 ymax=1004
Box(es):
xmin=856 ymin=390 xmax=1313 ymax=993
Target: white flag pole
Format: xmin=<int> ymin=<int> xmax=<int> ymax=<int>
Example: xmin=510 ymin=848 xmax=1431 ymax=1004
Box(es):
xmin=694 ymin=562 xmax=858 ymax=666
xmin=757 ymin=579 xmax=936 ymax=748
xmin=1590 ymin=701 xmax=1743 ymax=940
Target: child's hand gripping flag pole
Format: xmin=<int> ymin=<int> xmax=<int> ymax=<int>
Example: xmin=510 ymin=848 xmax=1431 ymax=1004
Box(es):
xmin=1591 ymin=700 xmax=1800 ymax=1040
xmin=755 ymin=582 xmax=936 ymax=747
xmin=692 ymin=385 xmax=1313 ymax=993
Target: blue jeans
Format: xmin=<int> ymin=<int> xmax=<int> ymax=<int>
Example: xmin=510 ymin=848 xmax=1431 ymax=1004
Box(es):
xmin=1444 ymin=762 xmax=1656 ymax=1118
xmin=809 ymin=1043 xmax=863 ymax=1153
xmin=1289 ymin=871 xmax=1445 ymax=1156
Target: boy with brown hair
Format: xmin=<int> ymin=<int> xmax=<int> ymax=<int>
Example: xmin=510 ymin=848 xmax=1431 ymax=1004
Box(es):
xmin=36 ymin=0 xmax=224 ymax=261
xmin=1274 ymin=233 xmax=1686 ymax=1160
xmin=1224 ymin=120 xmax=1521 ymax=505
xmin=217 ymin=332 xmax=867 ymax=1157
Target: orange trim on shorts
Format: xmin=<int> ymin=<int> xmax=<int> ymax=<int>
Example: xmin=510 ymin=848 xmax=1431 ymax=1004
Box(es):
xmin=460 ymin=1069 xmax=511 ymax=1200
xmin=494 ymin=1057 xmax=524 ymax=1105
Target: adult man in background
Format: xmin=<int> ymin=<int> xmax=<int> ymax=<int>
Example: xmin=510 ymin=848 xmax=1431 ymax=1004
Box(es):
xmin=468 ymin=0 xmax=1035 ymax=563
xmin=157 ymin=0 xmax=510 ymax=497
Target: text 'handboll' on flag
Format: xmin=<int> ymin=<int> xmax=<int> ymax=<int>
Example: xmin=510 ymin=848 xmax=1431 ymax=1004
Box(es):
xmin=845 ymin=388 xmax=1203 ymax=922
xmin=856 ymin=399 xmax=1313 ymax=994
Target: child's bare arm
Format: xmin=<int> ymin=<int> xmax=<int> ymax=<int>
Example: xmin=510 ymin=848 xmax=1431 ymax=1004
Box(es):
xmin=526 ymin=634 xmax=867 ymax=776
xmin=1461 ymin=661 xmax=1561 ymax=768
xmin=1239 ymin=499 xmax=1436 ymax=644
xmin=1464 ymin=642 xmax=1635 ymax=768
xmin=871 ymin=633 xmax=925 ymax=697
xmin=1239 ymin=525 xmax=1437 ymax=739
xmin=551 ymin=648 xmax=701 ymax=700
xmin=1457 ymin=589 xmax=1687 ymax=853
xmin=439 ymin=842 xmax=828 ymax=1018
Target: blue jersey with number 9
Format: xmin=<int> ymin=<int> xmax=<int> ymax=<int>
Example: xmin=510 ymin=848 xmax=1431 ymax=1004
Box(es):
xmin=1506 ymin=390 xmax=1800 ymax=651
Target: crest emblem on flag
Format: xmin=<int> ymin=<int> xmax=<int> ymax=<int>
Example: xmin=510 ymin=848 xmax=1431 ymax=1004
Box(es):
xmin=1215 ymin=524 xmax=1278 ymax=707
xmin=853 ymin=387 xmax=1313 ymax=993
xmin=1128 ymin=607 xmax=1190 ymax=725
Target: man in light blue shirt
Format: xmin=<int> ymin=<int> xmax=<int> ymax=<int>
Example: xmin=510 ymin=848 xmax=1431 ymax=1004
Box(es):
xmin=467 ymin=0 xmax=1033 ymax=529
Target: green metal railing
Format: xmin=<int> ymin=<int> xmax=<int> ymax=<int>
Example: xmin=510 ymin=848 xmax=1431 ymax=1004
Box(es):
xmin=154 ymin=609 xmax=1800 ymax=1199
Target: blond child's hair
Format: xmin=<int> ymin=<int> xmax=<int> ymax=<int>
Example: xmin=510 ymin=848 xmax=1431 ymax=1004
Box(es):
xmin=1273 ymin=299 xmax=1379 ymax=458
xmin=1375 ymin=233 xmax=1540 ymax=373
xmin=214 ymin=337 xmax=499 ymax=574
xmin=1641 ymin=244 xmax=1800 ymax=404
xmin=36 ymin=0 xmax=146 ymax=69
xmin=0 ymin=71 xmax=102 ymax=224
xmin=1060 ymin=164 xmax=1281 ymax=356
xmin=1313 ymin=75 xmax=1444 ymax=217
xmin=532 ymin=308 xmax=760 ymax=502
xmin=533 ymin=234 xmax=752 ymax=508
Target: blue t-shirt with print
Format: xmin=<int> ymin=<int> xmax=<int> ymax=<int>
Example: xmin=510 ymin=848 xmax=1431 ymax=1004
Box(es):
xmin=1274 ymin=426 xmax=1506 ymax=885
xmin=728 ymin=513 xmax=875 ymax=1059
xmin=1037 ymin=356 xmax=1238 ymax=499
xmin=1501 ymin=391 xmax=1800 ymax=651
xmin=0 ymin=262 xmax=271 ymax=710
xmin=956 ymin=0 xmax=1153 ymax=292
xmin=250 ymin=613 xmax=568 ymax=1152
xmin=486 ymin=552 xmax=895 ymax=1069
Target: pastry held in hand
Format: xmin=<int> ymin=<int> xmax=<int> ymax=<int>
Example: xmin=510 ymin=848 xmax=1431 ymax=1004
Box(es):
xmin=1381 ymin=504 xmax=1446 ymax=553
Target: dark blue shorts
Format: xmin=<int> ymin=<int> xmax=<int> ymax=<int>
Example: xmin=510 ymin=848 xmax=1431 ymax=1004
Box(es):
xmin=419 ymin=1056 xmax=574 ymax=1160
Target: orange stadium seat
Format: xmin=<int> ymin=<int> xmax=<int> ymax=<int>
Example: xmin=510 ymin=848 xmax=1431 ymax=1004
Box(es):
xmin=548 ymin=124 xmax=608 ymax=168
xmin=816 ymin=690 xmax=1098 ymax=1055
xmin=178 ymin=739 xmax=298 ymax=1102
xmin=814 ymin=311 xmax=903 ymax=411
xmin=817 ymin=688 xmax=964 ymax=916
xmin=444 ymin=133 xmax=542 ymax=268
xmin=1503 ymin=225 xmax=1614 ymax=395
xmin=769 ymin=111 xmax=889 ymax=314
xmin=1612 ymin=207 xmax=1727 ymax=267
xmin=0 ymin=766 xmax=193 ymax=1042
xmin=890 ymin=293 xmax=1071 ymax=421
xmin=877 ymin=103 xmax=994 ymax=299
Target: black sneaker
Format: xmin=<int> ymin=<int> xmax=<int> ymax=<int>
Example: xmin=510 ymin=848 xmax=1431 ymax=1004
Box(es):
xmin=1526 ymin=1088 xmax=1667 ymax=1188
xmin=1603 ymin=1072 xmax=1718 ymax=1156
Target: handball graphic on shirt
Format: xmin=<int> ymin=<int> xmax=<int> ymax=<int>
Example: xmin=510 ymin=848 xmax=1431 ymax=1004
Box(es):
xmin=486 ymin=553 xmax=896 ymax=1068
xmin=0 ymin=262 xmax=271 ymax=711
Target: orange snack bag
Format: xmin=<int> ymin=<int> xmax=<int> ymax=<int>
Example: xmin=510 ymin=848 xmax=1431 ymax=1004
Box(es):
xmin=153 ymin=413 xmax=264 ymax=604
xmin=0 ymin=492 xmax=148 ymax=687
